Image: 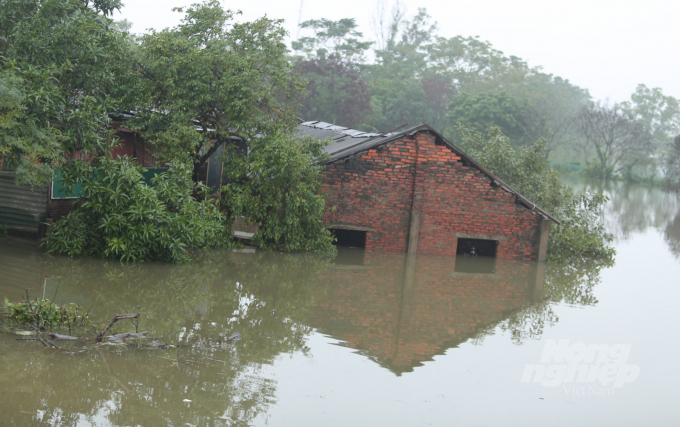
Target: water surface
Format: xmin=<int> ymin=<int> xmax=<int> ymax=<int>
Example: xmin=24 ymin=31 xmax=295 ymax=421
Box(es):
xmin=1 ymin=182 xmax=679 ymax=426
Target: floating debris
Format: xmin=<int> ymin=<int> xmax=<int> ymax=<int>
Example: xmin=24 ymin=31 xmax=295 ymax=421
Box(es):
xmin=147 ymin=341 xmax=169 ymax=349
xmin=106 ymin=331 xmax=149 ymax=342
xmin=47 ymin=333 xmax=79 ymax=340
xmin=98 ymin=342 xmax=127 ymax=347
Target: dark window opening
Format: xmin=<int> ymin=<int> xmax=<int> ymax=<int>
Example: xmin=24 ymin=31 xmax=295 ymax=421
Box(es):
xmin=331 ymin=228 xmax=367 ymax=249
xmin=456 ymin=238 xmax=498 ymax=258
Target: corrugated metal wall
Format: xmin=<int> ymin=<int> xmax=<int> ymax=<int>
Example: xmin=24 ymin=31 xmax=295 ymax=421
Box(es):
xmin=0 ymin=173 xmax=48 ymax=234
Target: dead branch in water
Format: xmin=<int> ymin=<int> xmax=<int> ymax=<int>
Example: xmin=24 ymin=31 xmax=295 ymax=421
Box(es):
xmin=95 ymin=314 xmax=140 ymax=342
xmin=30 ymin=325 xmax=59 ymax=349
xmin=2 ymin=342 xmax=17 ymax=351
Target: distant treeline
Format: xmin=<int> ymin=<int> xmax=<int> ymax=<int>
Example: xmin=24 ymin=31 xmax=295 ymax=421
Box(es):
xmin=291 ymin=5 xmax=680 ymax=185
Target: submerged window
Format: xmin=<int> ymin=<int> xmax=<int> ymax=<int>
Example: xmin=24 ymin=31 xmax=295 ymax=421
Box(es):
xmin=333 ymin=247 xmax=366 ymax=266
xmin=455 ymin=238 xmax=498 ymax=274
xmin=456 ymin=238 xmax=498 ymax=258
xmin=454 ymin=256 xmax=497 ymax=274
xmin=331 ymin=228 xmax=367 ymax=249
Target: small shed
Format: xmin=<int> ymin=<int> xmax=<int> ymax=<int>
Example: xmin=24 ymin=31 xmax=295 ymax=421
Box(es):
xmin=298 ymin=121 xmax=559 ymax=261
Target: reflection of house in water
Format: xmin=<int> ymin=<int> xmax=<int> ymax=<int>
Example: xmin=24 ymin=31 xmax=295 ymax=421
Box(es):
xmin=311 ymin=252 xmax=544 ymax=375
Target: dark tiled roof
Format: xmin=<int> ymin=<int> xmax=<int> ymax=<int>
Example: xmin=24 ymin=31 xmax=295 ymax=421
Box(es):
xmin=298 ymin=121 xmax=559 ymax=224
xmin=296 ymin=121 xmax=405 ymax=163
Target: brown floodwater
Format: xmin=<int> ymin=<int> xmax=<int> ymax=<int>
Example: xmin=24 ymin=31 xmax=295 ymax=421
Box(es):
xmin=1 ymin=181 xmax=679 ymax=426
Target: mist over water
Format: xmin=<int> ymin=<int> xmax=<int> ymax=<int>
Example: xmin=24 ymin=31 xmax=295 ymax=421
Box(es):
xmin=1 ymin=180 xmax=679 ymax=426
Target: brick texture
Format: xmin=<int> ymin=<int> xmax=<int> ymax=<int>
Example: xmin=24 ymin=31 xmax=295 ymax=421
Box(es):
xmin=322 ymin=131 xmax=542 ymax=260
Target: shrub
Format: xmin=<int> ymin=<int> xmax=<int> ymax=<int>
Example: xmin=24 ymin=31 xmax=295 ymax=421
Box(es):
xmin=3 ymin=297 xmax=89 ymax=329
xmin=44 ymin=157 xmax=229 ymax=262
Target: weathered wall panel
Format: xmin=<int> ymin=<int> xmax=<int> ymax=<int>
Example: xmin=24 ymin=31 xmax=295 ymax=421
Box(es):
xmin=0 ymin=173 xmax=48 ymax=234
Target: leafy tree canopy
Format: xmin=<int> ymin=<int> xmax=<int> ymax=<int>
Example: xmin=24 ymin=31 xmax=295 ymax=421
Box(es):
xmin=0 ymin=0 xmax=130 ymax=185
xmin=293 ymin=8 xmax=590 ymax=148
xmin=125 ymin=0 xmax=304 ymax=179
xmin=221 ymin=132 xmax=335 ymax=253
xmin=574 ymin=103 xmax=654 ymax=179
xmin=620 ymin=84 xmax=680 ymax=148
xmin=292 ymin=18 xmax=374 ymax=61
xmin=448 ymin=91 xmax=528 ymax=143
xmin=295 ymin=54 xmax=372 ymax=128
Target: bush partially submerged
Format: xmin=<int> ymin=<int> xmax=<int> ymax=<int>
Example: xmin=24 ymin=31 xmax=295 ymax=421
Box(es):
xmin=4 ymin=297 xmax=89 ymax=329
xmin=458 ymin=125 xmax=615 ymax=263
xmin=44 ymin=158 xmax=229 ymax=262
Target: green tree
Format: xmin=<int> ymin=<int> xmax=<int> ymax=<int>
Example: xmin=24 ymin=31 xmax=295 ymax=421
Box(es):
xmin=620 ymin=84 xmax=680 ymax=149
xmin=511 ymin=74 xmax=590 ymax=157
xmin=662 ymin=136 xmax=680 ymax=189
xmin=295 ymin=54 xmax=372 ymax=127
xmin=126 ymin=1 xmax=304 ymax=182
xmin=427 ymin=35 xmax=508 ymax=92
xmin=292 ymin=18 xmax=373 ymax=127
xmin=448 ymin=91 xmax=528 ymax=143
xmin=221 ymin=132 xmax=335 ymax=253
xmin=292 ymin=18 xmax=373 ymax=62
xmin=363 ymin=8 xmax=436 ymax=132
xmin=0 ymin=0 xmax=130 ymax=185
xmin=620 ymin=84 xmax=680 ymax=181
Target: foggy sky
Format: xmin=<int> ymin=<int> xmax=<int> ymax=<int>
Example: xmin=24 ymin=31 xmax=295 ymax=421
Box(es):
xmin=115 ymin=0 xmax=680 ymax=104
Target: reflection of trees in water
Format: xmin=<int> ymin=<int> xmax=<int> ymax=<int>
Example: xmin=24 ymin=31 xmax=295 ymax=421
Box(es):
xmin=0 ymin=250 xmax=331 ymax=427
xmin=664 ymin=212 xmax=680 ymax=258
xmin=493 ymin=257 xmax=613 ymax=344
xmin=576 ymin=179 xmax=680 ymax=243
xmin=0 ymin=347 xmax=276 ymax=426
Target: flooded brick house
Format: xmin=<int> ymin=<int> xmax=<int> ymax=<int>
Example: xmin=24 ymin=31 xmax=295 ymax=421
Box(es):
xmin=299 ymin=121 xmax=558 ymax=261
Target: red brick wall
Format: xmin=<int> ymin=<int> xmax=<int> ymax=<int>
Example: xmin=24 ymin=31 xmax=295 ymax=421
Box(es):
xmin=322 ymin=131 xmax=542 ymax=260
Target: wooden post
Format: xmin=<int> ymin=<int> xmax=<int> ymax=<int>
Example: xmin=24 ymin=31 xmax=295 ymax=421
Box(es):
xmin=537 ymin=218 xmax=551 ymax=262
